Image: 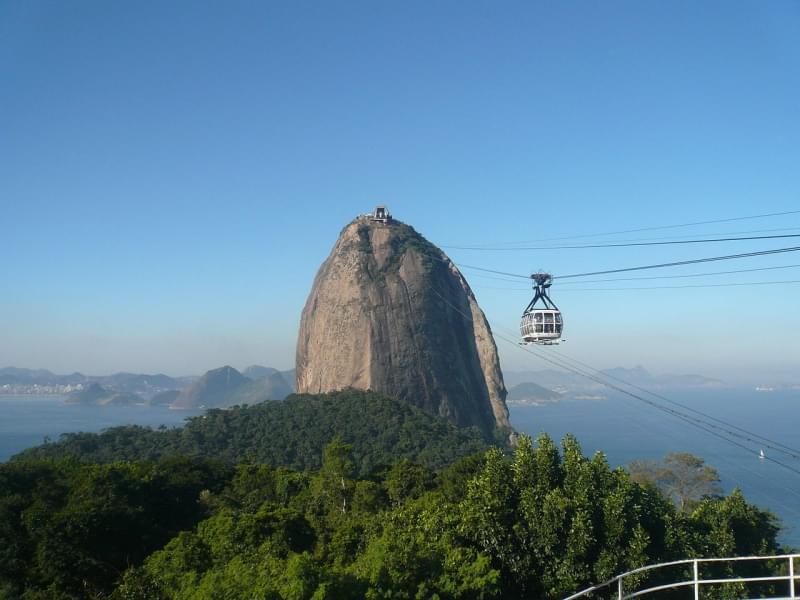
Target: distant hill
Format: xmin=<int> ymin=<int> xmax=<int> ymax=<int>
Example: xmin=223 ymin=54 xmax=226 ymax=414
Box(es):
xmin=13 ymin=390 xmax=491 ymax=475
xmin=0 ymin=365 xmax=295 ymax=408
xmin=103 ymin=392 xmax=143 ymax=406
xmin=0 ymin=367 xmax=86 ymax=387
xmin=65 ymin=383 xmax=109 ymax=404
xmin=507 ymin=382 xmax=562 ymax=405
xmin=65 ymin=383 xmax=143 ymax=406
xmin=171 ymin=366 xmax=249 ymax=409
xmin=224 ymin=372 xmax=292 ymax=406
xmin=0 ymin=367 xmax=60 ymax=383
xmin=93 ymin=372 xmax=181 ymax=394
xmin=280 ymin=368 xmax=296 ymax=392
xmin=170 ymin=366 xmax=292 ymax=409
xmin=241 ymin=365 xmax=278 ymax=379
xmin=149 ymin=389 xmax=180 ymax=406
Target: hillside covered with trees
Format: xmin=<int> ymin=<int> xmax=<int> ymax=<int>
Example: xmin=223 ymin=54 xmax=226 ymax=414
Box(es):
xmin=0 ymin=434 xmax=781 ymax=600
xmin=12 ymin=390 xmax=493 ymax=475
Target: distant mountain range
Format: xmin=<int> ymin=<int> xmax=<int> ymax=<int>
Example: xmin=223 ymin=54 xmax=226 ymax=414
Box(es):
xmin=0 ymin=367 xmax=191 ymax=396
xmin=3 ymin=364 xmax=728 ymax=408
xmin=0 ymin=365 xmax=296 ymax=407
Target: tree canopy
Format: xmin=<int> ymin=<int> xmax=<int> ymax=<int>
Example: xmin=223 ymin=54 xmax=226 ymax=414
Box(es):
xmin=0 ymin=434 xmax=783 ymax=600
xmin=12 ymin=390 xmax=492 ymax=476
xmin=629 ymin=452 xmax=723 ymax=512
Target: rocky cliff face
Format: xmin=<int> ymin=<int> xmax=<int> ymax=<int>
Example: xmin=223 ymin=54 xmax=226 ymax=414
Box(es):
xmin=296 ymin=216 xmax=509 ymax=434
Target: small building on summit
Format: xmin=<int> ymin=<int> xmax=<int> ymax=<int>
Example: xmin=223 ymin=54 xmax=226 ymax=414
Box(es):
xmin=370 ymin=205 xmax=392 ymax=223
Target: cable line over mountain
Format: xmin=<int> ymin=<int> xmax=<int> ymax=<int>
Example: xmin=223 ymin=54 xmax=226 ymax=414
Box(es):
xmin=447 ymin=225 xmax=800 ymax=249
xmin=474 ymin=278 xmax=800 ymax=292
xmin=556 ymin=245 xmax=800 ymax=279
xmin=445 ymin=232 xmax=800 ymax=251
xmin=446 ymin=208 xmax=800 ymax=246
xmin=554 ymin=263 xmax=800 ymax=284
xmin=452 ymin=245 xmax=800 ymax=280
xmin=456 ymin=263 xmax=800 ymax=288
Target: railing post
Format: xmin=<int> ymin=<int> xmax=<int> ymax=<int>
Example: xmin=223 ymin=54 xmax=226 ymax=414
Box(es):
xmin=790 ymin=555 xmax=795 ymax=599
xmin=693 ymin=559 xmax=700 ymax=600
xmin=617 ymin=575 xmax=623 ymax=600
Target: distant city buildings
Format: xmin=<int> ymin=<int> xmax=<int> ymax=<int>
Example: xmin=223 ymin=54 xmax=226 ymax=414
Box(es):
xmin=0 ymin=383 xmax=85 ymax=395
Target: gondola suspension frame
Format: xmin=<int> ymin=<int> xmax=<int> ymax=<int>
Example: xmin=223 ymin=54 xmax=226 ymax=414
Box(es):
xmin=520 ymin=272 xmax=564 ymax=345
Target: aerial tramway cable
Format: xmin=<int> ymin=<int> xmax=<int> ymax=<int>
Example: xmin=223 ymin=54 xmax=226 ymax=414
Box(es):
xmin=444 ymin=232 xmax=800 ymax=251
xmin=452 ymin=245 xmax=800 ymax=281
xmin=473 ymin=278 xmax=800 ymax=292
xmin=446 ymin=225 xmax=800 ymax=249
xmin=554 ymin=263 xmax=800 ymax=285
xmin=555 ymin=246 xmax=800 ymax=279
xmin=455 ymin=263 xmax=800 ymax=288
xmin=447 ymin=208 xmax=800 ymax=246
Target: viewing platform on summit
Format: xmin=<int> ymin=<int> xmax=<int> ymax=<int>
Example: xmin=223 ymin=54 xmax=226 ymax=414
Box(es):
xmin=369 ymin=205 xmax=392 ymax=223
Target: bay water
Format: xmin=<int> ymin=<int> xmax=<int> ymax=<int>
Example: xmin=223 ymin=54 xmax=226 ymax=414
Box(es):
xmin=0 ymin=395 xmax=200 ymax=461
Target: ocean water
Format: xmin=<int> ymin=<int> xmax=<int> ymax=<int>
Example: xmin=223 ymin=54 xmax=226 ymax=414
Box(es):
xmin=510 ymin=388 xmax=800 ymax=548
xmin=0 ymin=395 xmax=201 ymax=461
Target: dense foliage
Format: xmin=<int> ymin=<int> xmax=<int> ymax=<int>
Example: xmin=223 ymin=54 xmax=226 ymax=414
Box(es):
xmin=12 ymin=391 xmax=491 ymax=476
xmin=0 ymin=434 xmax=782 ymax=600
xmin=0 ymin=457 xmax=231 ymax=599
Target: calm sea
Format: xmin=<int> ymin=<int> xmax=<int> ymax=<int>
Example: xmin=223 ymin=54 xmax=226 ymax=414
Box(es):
xmin=510 ymin=388 xmax=800 ymax=548
xmin=0 ymin=395 xmax=201 ymax=461
xmin=1 ymin=391 xmax=798 ymax=547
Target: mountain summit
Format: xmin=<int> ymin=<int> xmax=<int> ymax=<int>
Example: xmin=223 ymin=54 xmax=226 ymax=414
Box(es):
xmin=296 ymin=208 xmax=509 ymax=434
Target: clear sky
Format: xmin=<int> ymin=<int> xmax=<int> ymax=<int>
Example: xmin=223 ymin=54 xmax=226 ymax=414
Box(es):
xmin=2 ymin=1 xmax=799 ymax=383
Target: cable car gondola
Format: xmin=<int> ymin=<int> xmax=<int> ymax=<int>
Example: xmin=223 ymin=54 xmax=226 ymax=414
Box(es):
xmin=520 ymin=272 xmax=563 ymax=345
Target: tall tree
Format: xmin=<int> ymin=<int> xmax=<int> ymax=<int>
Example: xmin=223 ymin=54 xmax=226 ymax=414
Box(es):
xmin=629 ymin=452 xmax=722 ymax=512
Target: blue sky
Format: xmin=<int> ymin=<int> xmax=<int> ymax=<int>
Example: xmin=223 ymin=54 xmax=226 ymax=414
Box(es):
xmin=2 ymin=2 xmax=799 ymax=382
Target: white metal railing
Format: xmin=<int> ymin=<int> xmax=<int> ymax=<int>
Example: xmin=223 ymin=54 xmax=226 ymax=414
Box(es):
xmin=563 ymin=554 xmax=800 ymax=600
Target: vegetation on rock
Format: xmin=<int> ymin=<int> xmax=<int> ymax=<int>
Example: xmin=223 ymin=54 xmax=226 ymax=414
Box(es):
xmin=12 ymin=390 xmax=492 ymax=475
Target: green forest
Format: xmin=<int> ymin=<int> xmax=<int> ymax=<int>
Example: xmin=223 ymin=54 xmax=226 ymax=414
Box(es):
xmin=0 ymin=391 xmax=786 ymax=599
xmin=14 ymin=391 xmax=493 ymax=476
